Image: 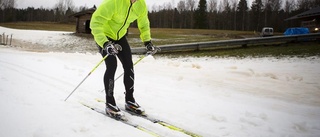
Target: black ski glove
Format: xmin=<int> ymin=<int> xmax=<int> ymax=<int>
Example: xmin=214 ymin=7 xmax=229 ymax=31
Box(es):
xmin=144 ymin=41 xmax=160 ymax=54
xmin=103 ymin=41 xmax=122 ymax=55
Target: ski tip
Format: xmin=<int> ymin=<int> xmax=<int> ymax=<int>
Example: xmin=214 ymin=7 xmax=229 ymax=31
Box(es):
xmin=114 ymin=115 xmax=128 ymax=121
xmin=140 ymin=112 xmax=148 ymax=117
xmin=120 ymin=117 xmax=128 ymax=122
xmin=106 ymin=112 xmax=128 ymax=121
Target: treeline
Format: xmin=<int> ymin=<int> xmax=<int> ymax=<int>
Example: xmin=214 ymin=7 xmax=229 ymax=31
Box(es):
xmin=0 ymin=0 xmax=89 ymax=23
xmin=147 ymin=0 xmax=320 ymax=32
xmin=1 ymin=0 xmax=320 ymax=32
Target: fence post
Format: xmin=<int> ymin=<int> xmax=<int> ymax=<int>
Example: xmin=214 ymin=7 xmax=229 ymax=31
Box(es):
xmin=2 ymin=33 xmax=4 ymax=45
xmin=10 ymin=34 xmax=12 ymax=45
xmin=6 ymin=35 xmax=8 ymax=45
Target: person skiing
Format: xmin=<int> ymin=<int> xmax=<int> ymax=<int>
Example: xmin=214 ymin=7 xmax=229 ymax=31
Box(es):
xmin=90 ymin=0 xmax=158 ymax=118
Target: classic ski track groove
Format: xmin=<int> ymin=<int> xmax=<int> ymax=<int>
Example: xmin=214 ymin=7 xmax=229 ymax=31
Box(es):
xmin=0 ymin=59 xmax=74 ymax=91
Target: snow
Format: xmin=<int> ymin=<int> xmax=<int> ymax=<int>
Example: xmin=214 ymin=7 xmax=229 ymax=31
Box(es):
xmin=1 ymin=27 xmax=97 ymax=53
xmin=1 ymin=26 xmax=320 ymax=137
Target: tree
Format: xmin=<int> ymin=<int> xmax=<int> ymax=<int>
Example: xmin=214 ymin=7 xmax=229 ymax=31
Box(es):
xmin=284 ymin=0 xmax=296 ymax=13
xmin=262 ymin=0 xmax=272 ymax=27
xmin=207 ymin=0 xmax=218 ymax=29
xmin=207 ymin=0 xmax=217 ymax=12
xmin=195 ymin=0 xmax=208 ymax=29
xmin=177 ymin=0 xmax=187 ymax=28
xmin=220 ymin=0 xmax=232 ymax=30
xmin=167 ymin=0 xmax=177 ymax=28
xmin=297 ymin=0 xmax=312 ymax=11
xmin=186 ymin=0 xmax=196 ymax=28
xmin=230 ymin=0 xmax=237 ymax=30
xmin=251 ymin=0 xmax=263 ymax=31
xmin=0 ymin=0 xmax=16 ymax=22
xmin=237 ymin=0 xmax=248 ymax=31
xmin=296 ymin=0 xmax=320 ymax=10
xmin=313 ymin=0 xmax=320 ymax=7
xmin=0 ymin=0 xmax=15 ymax=9
xmin=1 ymin=0 xmax=315 ymax=32
xmin=54 ymin=0 xmax=75 ymax=22
xmin=269 ymin=0 xmax=282 ymax=31
xmin=177 ymin=0 xmax=186 ymax=12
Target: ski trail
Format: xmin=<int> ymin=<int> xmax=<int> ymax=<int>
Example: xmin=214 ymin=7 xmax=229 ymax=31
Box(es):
xmin=1 ymin=46 xmax=320 ymax=137
xmin=0 ymin=49 xmax=191 ymax=137
xmin=0 ymin=59 xmax=73 ymax=92
xmin=0 ymin=58 xmax=88 ymax=102
xmin=0 ymin=50 xmax=155 ymax=137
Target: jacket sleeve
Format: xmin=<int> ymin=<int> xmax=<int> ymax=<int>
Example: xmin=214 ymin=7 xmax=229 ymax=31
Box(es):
xmin=90 ymin=1 xmax=115 ymax=47
xmin=137 ymin=2 xmax=151 ymax=43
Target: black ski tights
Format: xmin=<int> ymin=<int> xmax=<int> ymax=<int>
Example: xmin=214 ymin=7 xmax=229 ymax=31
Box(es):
xmin=99 ymin=36 xmax=135 ymax=106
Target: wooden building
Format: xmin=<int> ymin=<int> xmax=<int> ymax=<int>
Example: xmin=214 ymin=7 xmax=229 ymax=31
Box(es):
xmin=286 ymin=7 xmax=320 ymax=33
xmin=70 ymin=7 xmax=96 ymax=34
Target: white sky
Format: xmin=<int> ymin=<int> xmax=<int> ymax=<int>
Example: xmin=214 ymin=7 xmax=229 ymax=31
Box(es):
xmin=16 ymin=0 xmax=253 ymax=9
xmin=16 ymin=0 xmax=177 ymax=9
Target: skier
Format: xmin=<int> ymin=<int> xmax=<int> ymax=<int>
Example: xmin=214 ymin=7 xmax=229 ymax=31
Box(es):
xmin=90 ymin=0 xmax=158 ymax=118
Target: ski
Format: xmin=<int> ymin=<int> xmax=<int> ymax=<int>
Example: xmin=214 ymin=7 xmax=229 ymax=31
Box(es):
xmin=80 ymin=102 xmax=160 ymax=137
xmin=123 ymin=108 xmax=201 ymax=137
xmin=95 ymin=99 xmax=202 ymax=137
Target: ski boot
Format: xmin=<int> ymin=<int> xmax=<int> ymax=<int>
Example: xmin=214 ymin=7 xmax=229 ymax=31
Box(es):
xmin=106 ymin=103 xmax=126 ymax=121
xmin=125 ymin=101 xmax=146 ymax=116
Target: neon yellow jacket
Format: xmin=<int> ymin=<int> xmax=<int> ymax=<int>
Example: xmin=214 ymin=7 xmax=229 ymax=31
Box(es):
xmin=90 ymin=0 xmax=151 ymax=47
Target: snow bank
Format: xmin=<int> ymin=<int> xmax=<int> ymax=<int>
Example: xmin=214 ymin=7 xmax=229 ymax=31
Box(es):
xmin=1 ymin=26 xmax=97 ymax=53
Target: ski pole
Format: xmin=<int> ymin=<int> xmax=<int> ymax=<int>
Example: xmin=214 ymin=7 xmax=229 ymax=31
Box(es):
xmin=116 ymin=54 xmax=147 ymax=81
xmin=114 ymin=47 xmax=161 ymax=82
xmin=99 ymin=54 xmax=147 ymax=92
xmin=64 ymin=55 xmax=108 ymax=101
xmin=99 ymin=48 xmax=161 ymax=92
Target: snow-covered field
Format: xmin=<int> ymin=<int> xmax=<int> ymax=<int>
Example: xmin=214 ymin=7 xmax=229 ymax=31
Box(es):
xmin=1 ymin=26 xmax=320 ymax=137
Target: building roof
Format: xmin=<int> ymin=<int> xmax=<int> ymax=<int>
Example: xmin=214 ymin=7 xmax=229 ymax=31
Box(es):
xmin=285 ymin=7 xmax=320 ymax=21
xmin=70 ymin=8 xmax=96 ymax=18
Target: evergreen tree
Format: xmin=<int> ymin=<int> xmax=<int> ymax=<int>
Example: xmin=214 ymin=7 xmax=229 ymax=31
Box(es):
xmin=207 ymin=0 xmax=218 ymax=29
xmin=221 ymin=0 xmax=232 ymax=30
xmin=237 ymin=0 xmax=248 ymax=30
xmin=313 ymin=0 xmax=320 ymax=7
xmin=195 ymin=0 xmax=208 ymax=29
xmin=250 ymin=0 xmax=263 ymax=31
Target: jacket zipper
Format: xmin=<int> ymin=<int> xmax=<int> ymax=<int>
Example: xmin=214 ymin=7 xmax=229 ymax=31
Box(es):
xmin=117 ymin=3 xmax=133 ymax=40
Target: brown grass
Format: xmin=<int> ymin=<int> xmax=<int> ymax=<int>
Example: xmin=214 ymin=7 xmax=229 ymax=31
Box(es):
xmin=0 ymin=22 xmax=75 ymax=32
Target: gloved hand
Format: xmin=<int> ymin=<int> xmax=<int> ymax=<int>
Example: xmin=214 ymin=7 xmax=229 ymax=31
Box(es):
xmin=144 ymin=41 xmax=160 ymax=54
xmin=103 ymin=41 xmax=122 ymax=55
